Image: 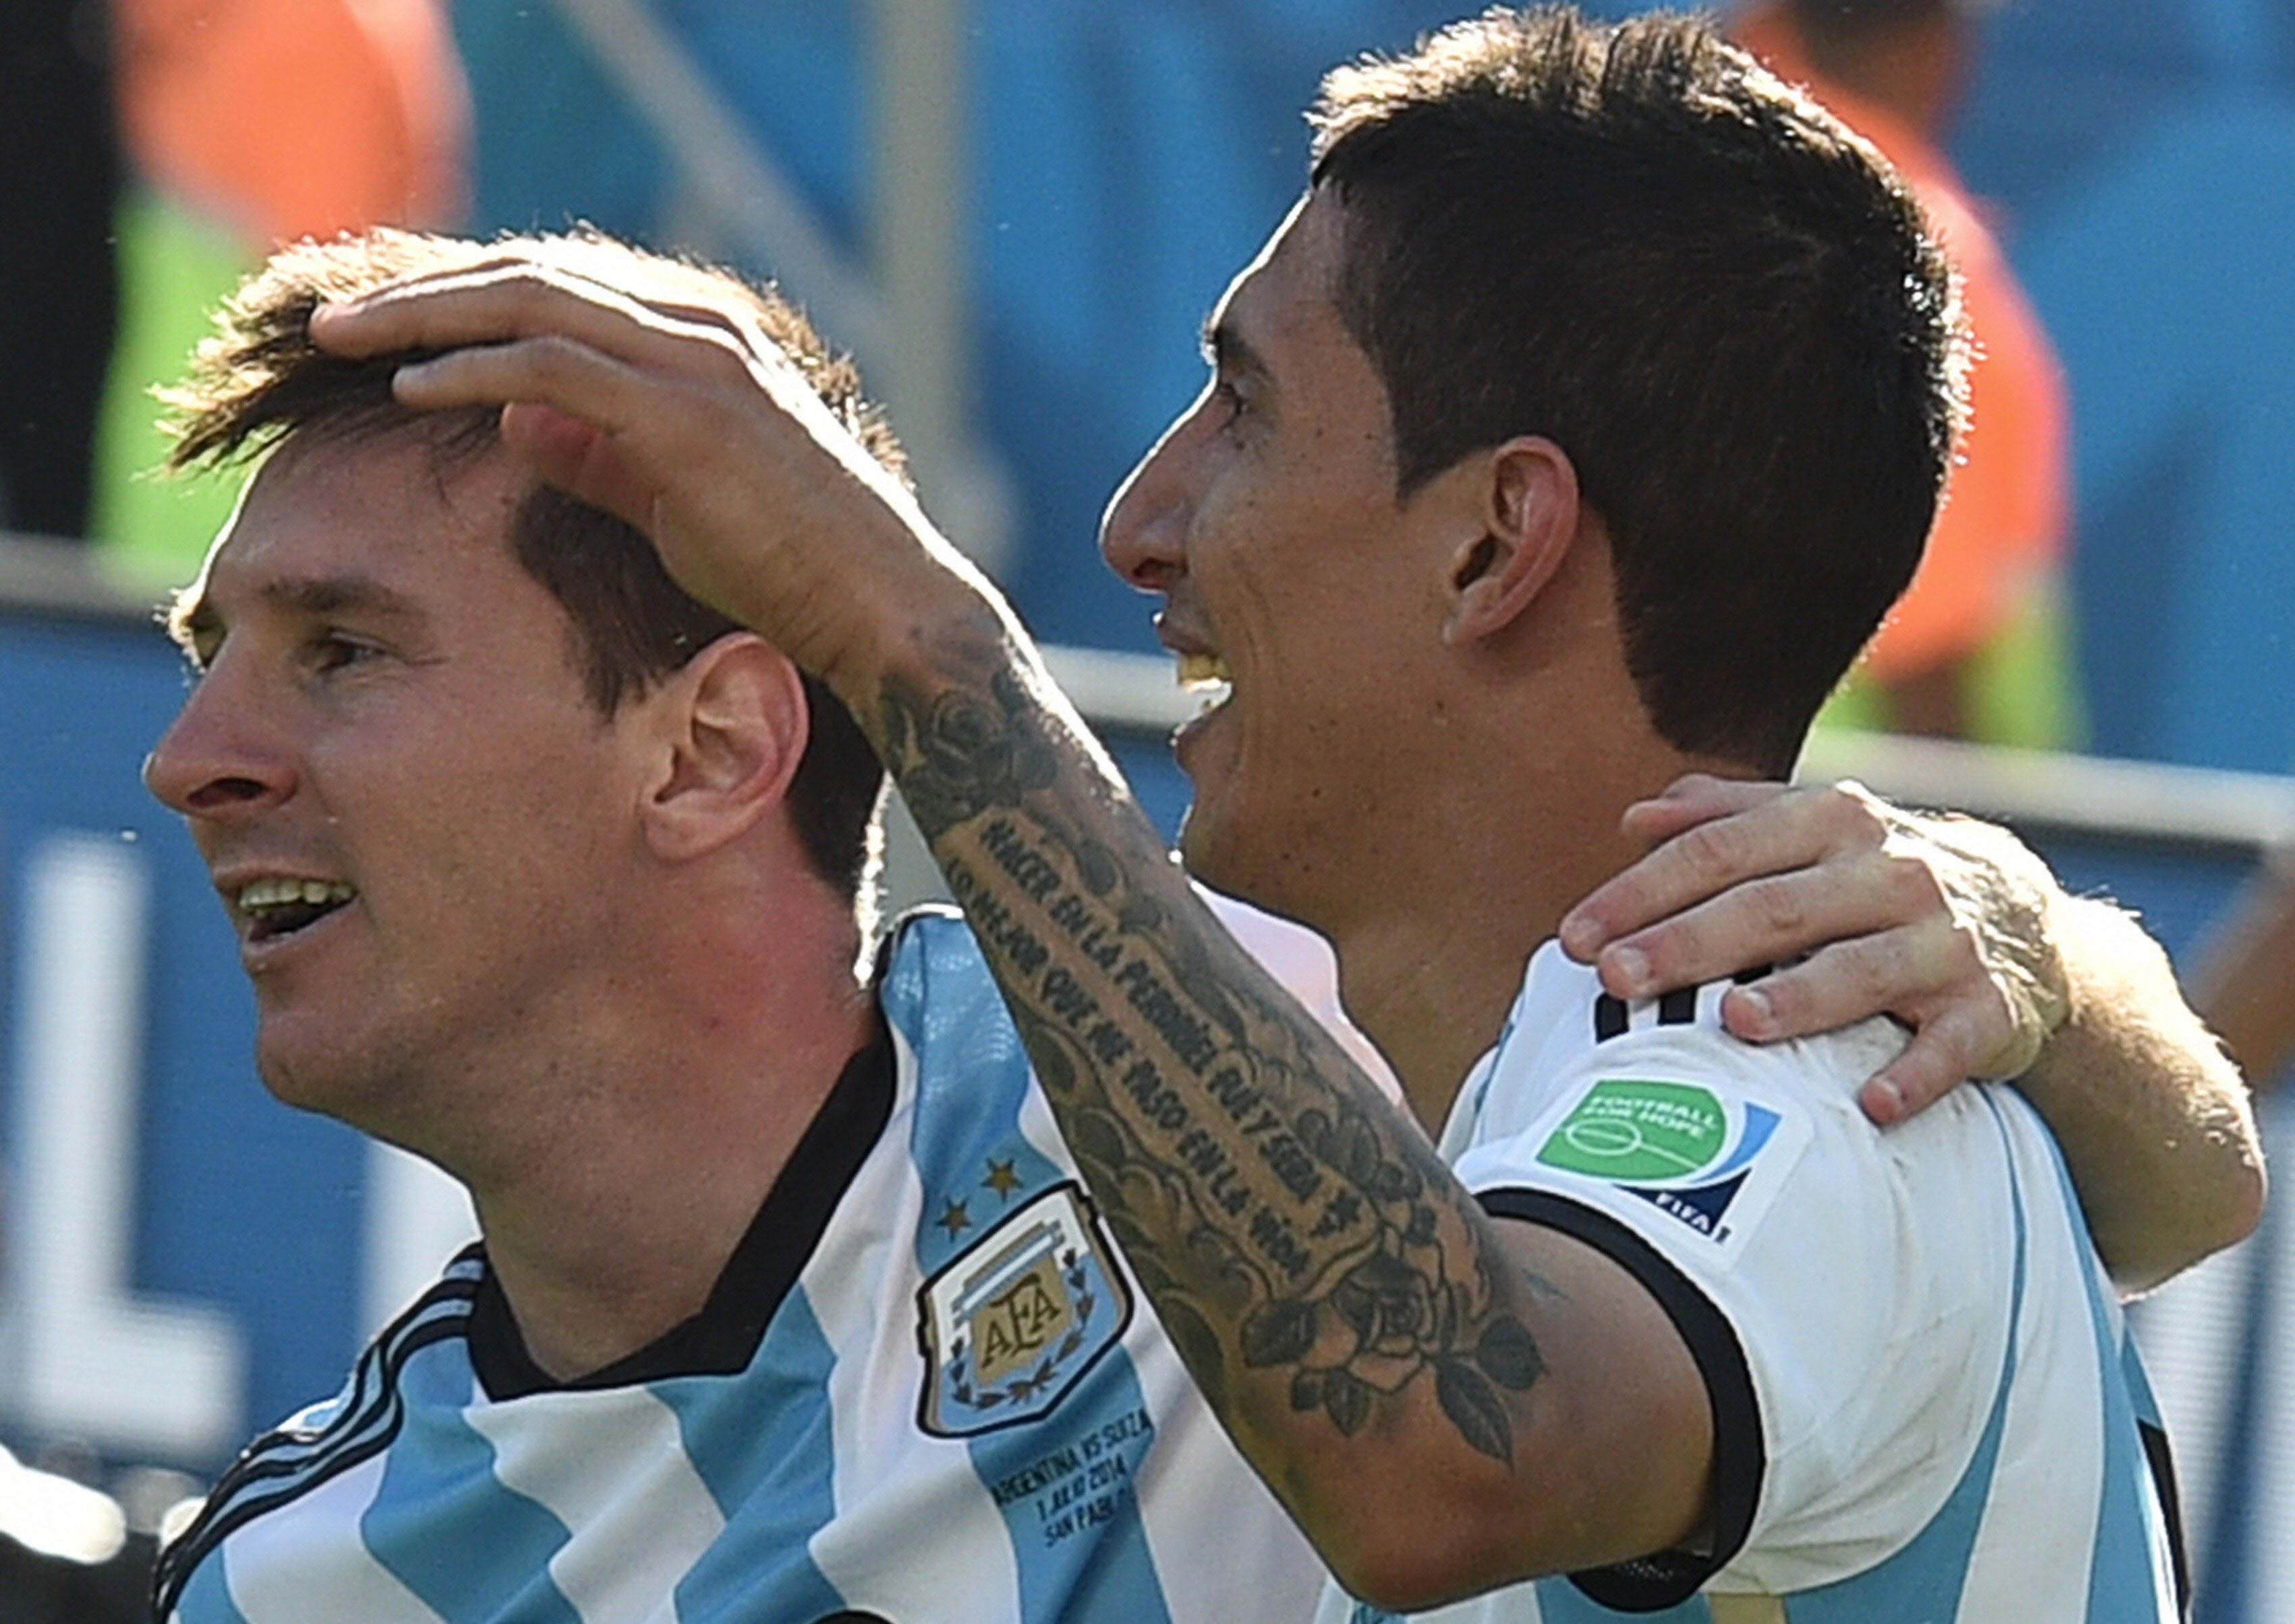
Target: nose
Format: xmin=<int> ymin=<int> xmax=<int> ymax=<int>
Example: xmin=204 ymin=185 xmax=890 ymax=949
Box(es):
xmin=1100 ymin=395 xmax=1206 ymax=594
xmin=142 ymin=654 xmax=296 ymax=821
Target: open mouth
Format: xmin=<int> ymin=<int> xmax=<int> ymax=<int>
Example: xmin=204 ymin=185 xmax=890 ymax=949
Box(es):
xmin=237 ymin=877 xmax=357 ymax=943
xmin=1177 ymin=651 xmax=1233 ymax=693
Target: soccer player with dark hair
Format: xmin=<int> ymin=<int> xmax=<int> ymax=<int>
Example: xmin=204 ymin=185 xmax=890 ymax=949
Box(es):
xmin=156 ymin=11 xmax=2257 ymax=1621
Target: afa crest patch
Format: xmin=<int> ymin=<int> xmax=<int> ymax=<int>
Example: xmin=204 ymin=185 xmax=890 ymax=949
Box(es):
xmin=1534 ymin=1077 xmax=1807 ymax=1264
xmin=917 ymin=1182 xmax=1133 ymax=1438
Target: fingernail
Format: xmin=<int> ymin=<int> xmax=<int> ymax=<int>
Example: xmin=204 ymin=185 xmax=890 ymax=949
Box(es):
xmin=1733 ymin=985 xmax=1773 ymax=1033
xmin=1865 ymin=1076 xmax=1906 ymax=1122
xmin=1609 ymin=946 xmax=1649 ymax=994
xmin=1559 ymin=915 xmax=1599 ymax=958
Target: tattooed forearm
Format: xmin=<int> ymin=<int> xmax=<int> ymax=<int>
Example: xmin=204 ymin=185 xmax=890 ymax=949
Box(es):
xmin=875 ymin=650 xmax=1548 ymax=1467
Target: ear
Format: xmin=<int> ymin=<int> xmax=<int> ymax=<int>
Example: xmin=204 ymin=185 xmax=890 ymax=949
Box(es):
xmin=1441 ymin=436 xmax=1582 ymax=647
xmin=635 ymin=633 xmax=810 ymax=863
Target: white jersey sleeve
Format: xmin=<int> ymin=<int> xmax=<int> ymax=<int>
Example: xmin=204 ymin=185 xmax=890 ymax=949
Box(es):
xmin=1447 ymin=976 xmax=2020 ymax=1599
xmin=1328 ymin=946 xmax=2178 ymax=1624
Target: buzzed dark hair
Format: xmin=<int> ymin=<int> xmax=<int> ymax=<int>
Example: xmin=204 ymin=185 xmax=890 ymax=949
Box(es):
xmin=162 ymin=228 xmax=892 ymax=903
xmin=1310 ymin=7 xmax=1964 ymax=774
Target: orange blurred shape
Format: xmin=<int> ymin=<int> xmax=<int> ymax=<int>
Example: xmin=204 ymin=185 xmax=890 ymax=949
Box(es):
xmin=1735 ymin=5 xmax=2068 ymax=684
xmin=116 ymin=0 xmax=470 ymax=248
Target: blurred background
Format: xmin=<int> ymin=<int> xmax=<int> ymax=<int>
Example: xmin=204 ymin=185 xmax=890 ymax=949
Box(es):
xmin=2 ymin=0 xmax=2292 ymax=1616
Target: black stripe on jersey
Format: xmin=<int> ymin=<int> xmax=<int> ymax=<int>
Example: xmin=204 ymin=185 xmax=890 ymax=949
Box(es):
xmin=232 ymin=1261 xmax=481 ymax=1488
xmin=2140 ymin=1419 xmax=2194 ymax=1622
xmin=1588 ymin=968 xmax=1784 ymax=1044
xmin=1478 ymin=1187 xmax=1762 ymax=1611
xmin=1592 ymin=979 xmax=1730 ymax=1043
xmin=152 ymin=1266 xmax=481 ymax=1619
xmin=225 ymin=1268 xmax=479 ymax=1483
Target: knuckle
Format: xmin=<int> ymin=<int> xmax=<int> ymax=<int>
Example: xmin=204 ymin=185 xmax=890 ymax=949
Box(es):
xmin=691 ymin=328 xmax=756 ymax=385
xmin=1938 ymin=914 xmax=1991 ymax=980
xmin=1807 ymin=778 xmax=1887 ymax=848
xmin=1675 ymin=817 xmax=1745 ymax=881
xmin=1841 ymin=798 xmax=1893 ymax=852
xmin=1749 ymin=875 xmax=1811 ymax=939
xmin=1802 ymin=933 xmax=1910 ymax=1021
xmin=1881 ymin=850 xmax=1948 ymax=917
xmin=1846 ymin=936 xmax=1906 ymax=1006
xmin=525 ymin=333 xmax=589 ymax=383
xmin=680 ymin=381 xmax=737 ymax=431
xmin=1919 ymin=997 xmax=1978 ymax=1048
xmin=1937 ymin=1023 xmax=2010 ymax=1083
xmin=484 ymin=264 xmax=564 ymax=313
xmin=1943 ymin=1001 xmax=2023 ymax=1079
xmin=1968 ymin=1000 xmax=2016 ymax=1056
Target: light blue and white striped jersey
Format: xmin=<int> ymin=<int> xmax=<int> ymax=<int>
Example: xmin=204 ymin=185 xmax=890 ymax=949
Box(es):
xmin=1322 ymin=942 xmax=2188 ymax=1624
xmin=157 ymin=910 xmax=1324 ymax=1624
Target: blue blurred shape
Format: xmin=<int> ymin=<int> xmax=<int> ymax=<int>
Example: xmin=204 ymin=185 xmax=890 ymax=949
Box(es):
xmin=2017 ymin=94 xmax=2295 ymax=772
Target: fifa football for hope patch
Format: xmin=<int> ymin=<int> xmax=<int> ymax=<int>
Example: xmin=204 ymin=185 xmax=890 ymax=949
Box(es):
xmin=1531 ymin=1077 xmax=1809 ymax=1264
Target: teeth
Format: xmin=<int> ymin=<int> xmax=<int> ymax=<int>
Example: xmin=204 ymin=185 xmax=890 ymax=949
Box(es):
xmin=237 ymin=877 xmax=356 ymax=914
xmin=1176 ymin=652 xmax=1232 ymax=690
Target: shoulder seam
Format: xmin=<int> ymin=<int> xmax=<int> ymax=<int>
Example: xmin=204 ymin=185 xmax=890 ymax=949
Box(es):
xmin=151 ymin=1279 xmax=476 ymax=1619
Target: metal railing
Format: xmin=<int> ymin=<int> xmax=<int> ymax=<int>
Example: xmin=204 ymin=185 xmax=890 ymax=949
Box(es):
xmin=9 ymin=532 xmax=2290 ymax=863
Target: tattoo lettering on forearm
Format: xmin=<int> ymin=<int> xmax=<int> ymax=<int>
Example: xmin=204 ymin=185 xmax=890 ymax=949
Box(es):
xmin=883 ymin=661 xmax=1545 ymax=1463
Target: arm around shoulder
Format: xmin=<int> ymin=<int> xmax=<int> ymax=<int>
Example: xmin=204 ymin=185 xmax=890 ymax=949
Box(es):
xmin=2018 ymin=892 xmax=2265 ymax=1293
xmin=1558 ymin=778 xmax=2263 ymax=1293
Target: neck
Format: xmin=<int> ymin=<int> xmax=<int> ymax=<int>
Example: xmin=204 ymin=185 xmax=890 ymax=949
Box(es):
xmin=431 ymin=877 xmax=873 ymax=1380
xmin=1299 ymin=539 xmax=1741 ymax=1133
xmin=1323 ymin=746 xmax=1670 ymax=1131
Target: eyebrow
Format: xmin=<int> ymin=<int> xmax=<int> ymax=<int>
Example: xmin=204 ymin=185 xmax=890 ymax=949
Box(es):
xmin=169 ymin=573 xmax=427 ymax=649
xmin=1199 ymin=311 xmax=1272 ymax=386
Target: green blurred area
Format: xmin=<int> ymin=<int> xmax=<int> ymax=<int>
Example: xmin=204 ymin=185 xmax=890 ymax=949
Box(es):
xmin=1816 ymin=578 xmax=2084 ymax=753
xmin=89 ymin=189 xmax=254 ymax=600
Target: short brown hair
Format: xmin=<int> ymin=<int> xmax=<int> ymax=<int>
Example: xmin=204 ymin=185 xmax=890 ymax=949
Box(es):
xmin=163 ymin=228 xmax=894 ymax=902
